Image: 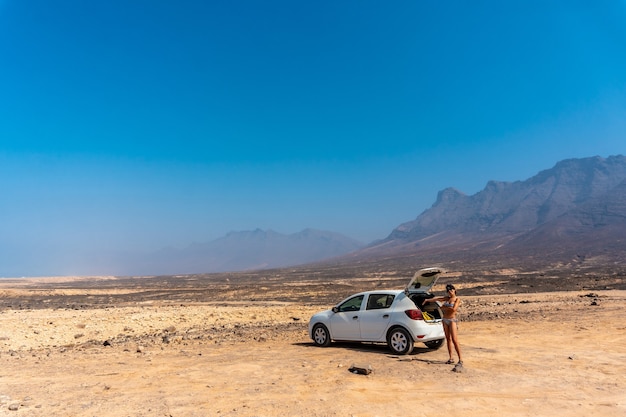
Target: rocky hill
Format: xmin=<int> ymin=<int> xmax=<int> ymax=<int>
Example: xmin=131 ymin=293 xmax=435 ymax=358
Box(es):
xmin=503 ymin=176 xmax=626 ymax=258
xmin=348 ymin=155 xmax=626 ymax=274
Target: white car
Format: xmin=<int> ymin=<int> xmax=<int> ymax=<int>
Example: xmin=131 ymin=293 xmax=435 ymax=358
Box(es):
xmin=308 ymin=267 xmax=446 ymax=355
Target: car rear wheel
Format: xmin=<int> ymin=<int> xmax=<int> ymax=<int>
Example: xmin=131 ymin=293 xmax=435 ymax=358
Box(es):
xmin=312 ymin=324 xmax=331 ymax=347
xmin=424 ymin=339 xmax=444 ymax=350
xmin=387 ymin=327 xmax=414 ymax=355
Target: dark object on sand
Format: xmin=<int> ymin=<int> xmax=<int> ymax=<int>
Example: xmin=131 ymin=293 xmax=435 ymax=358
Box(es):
xmin=349 ymin=364 xmax=373 ymax=375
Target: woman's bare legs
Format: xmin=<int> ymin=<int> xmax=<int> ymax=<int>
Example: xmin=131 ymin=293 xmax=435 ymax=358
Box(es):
xmin=444 ymin=323 xmax=453 ymax=362
xmin=448 ymin=321 xmax=463 ymax=363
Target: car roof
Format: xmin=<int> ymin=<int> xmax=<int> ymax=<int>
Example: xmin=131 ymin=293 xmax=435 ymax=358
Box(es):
xmin=362 ymin=289 xmax=403 ymax=295
xmin=344 ymin=290 xmax=403 ymax=299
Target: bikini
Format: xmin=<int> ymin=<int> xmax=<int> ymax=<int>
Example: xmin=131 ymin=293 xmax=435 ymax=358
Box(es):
xmin=442 ymin=300 xmax=457 ymax=326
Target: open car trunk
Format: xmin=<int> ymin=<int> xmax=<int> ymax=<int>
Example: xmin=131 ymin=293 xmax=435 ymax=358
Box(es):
xmin=404 ymin=267 xmax=446 ymax=322
xmin=409 ymin=292 xmax=443 ymax=322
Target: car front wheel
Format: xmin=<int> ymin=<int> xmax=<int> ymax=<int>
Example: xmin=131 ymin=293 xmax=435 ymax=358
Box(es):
xmin=387 ymin=327 xmax=414 ymax=355
xmin=312 ymin=324 xmax=331 ymax=347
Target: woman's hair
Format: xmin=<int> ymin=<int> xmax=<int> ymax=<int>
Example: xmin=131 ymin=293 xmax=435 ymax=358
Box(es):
xmin=446 ymin=283 xmax=456 ymax=291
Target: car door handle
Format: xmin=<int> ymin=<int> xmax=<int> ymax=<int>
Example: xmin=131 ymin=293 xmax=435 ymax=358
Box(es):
xmin=382 ymin=314 xmax=389 ymax=318
xmin=352 ymin=316 xmax=359 ymax=320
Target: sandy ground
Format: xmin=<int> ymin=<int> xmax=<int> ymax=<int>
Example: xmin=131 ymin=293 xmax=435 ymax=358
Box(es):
xmin=0 ymin=278 xmax=625 ymax=417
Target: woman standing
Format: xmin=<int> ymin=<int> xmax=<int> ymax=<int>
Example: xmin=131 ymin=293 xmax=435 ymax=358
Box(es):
xmin=426 ymin=283 xmax=463 ymax=366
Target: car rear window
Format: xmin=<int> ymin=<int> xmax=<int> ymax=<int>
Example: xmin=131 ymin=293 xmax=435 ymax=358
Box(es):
xmin=366 ymin=294 xmax=395 ymax=310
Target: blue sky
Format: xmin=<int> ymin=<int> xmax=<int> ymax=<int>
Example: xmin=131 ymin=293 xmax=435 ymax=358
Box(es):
xmin=1 ymin=1 xmax=625 ymax=276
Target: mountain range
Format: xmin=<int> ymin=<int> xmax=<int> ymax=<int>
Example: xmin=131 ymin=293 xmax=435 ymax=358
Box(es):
xmin=348 ymin=155 xmax=626 ymax=272
xmin=119 ymin=154 xmax=626 ymax=277
xmin=117 ymin=228 xmax=363 ymax=276
xmin=11 ymin=155 xmax=622 ymax=277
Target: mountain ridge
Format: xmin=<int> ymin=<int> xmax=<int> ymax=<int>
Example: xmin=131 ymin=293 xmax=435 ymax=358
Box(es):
xmin=339 ymin=155 xmax=626 ymax=272
xmin=5 ymin=155 xmax=624 ymax=278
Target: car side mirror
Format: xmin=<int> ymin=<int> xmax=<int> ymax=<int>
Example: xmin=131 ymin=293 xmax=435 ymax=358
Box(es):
xmin=332 ymin=306 xmax=339 ymax=313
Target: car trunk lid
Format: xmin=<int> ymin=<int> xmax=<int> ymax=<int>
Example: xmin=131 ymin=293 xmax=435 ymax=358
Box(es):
xmin=404 ymin=267 xmax=444 ymax=295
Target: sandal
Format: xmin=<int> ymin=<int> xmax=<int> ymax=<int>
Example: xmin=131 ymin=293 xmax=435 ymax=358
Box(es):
xmin=445 ymin=359 xmax=454 ymax=364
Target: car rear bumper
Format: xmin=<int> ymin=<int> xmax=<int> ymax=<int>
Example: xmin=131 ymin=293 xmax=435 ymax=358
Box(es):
xmin=410 ymin=322 xmax=445 ymax=342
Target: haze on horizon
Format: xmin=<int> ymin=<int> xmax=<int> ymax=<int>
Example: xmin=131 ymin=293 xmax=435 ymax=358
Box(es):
xmin=1 ymin=1 xmax=625 ymax=276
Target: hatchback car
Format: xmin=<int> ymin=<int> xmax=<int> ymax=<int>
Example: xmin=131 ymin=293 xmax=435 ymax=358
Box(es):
xmin=308 ymin=267 xmax=446 ymax=355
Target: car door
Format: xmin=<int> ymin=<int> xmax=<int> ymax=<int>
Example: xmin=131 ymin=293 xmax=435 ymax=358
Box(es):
xmin=328 ymin=295 xmax=363 ymax=340
xmin=358 ymin=293 xmax=395 ymax=340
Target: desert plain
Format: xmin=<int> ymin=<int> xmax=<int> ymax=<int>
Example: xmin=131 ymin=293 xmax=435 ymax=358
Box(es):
xmin=0 ymin=269 xmax=625 ymax=417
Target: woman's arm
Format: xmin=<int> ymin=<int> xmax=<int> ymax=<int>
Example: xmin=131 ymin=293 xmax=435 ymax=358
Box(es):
xmin=450 ymin=297 xmax=461 ymax=313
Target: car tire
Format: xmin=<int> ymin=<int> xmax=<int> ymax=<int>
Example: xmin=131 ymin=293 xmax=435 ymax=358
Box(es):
xmin=387 ymin=327 xmax=414 ymax=355
xmin=424 ymin=339 xmax=444 ymax=350
xmin=312 ymin=324 xmax=331 ymax=347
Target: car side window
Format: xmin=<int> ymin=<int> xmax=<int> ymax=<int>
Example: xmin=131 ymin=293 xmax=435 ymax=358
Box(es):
xmin=366 ymin=294 xmax=395 ymax=310
xmin=338 ymin=295 xmax=364 ymax=312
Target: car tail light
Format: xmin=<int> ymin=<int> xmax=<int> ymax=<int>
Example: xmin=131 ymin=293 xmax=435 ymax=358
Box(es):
xmin=404 ymin=309 xmax=424 ymax=320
